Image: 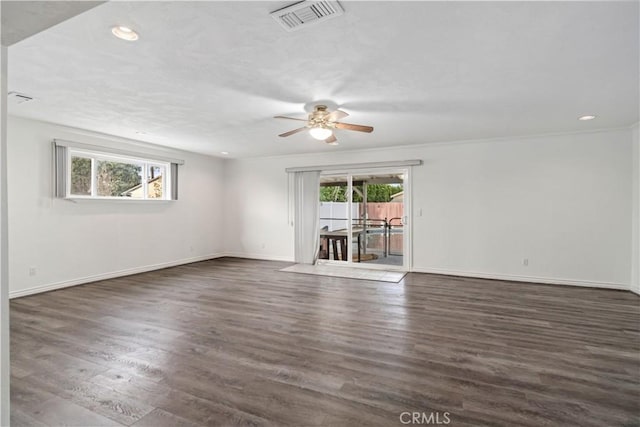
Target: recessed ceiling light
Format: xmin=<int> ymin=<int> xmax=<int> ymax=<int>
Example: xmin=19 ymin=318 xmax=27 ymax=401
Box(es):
xmin=111 ymin=26 xmax=139 ymax=41
xmin=221 ymin=151 xmax=229 ymax=155
xmin=578 ymin=115 xmax=596 ymax=121
xmin=135 ymin=131 xmax=147 ymax=135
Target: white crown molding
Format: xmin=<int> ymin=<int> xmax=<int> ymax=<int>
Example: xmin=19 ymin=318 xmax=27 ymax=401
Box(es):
xmin=242 ymin=125 xmax=635 ymax=162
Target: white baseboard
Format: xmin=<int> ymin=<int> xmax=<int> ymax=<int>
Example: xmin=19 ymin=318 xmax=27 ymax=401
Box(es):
xmin=223 ymin=252 xmax=294 ymax=263
xmin=11 ymin=255 xmax=633 ymax=299
xmin=9 ymin=253 xmax=226 ymax=299
xmin=225 ymin=257 xmax=630 ymax=291
xmin=410 ymin=267 xmax=630 ymax=291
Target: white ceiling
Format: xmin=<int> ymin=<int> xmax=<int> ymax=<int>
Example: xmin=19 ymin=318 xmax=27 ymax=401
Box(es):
xmin=7 ymin=1 xmax=639 ymax=158
xmin=1 ymin=1 xmax=105 ymax=46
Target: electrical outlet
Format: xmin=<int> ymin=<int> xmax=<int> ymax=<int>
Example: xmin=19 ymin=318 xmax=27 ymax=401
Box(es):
xmin=523 ymin=258 xmax=529 ymax=266
xmin=28 ymin=267 xmax=37 ymax=276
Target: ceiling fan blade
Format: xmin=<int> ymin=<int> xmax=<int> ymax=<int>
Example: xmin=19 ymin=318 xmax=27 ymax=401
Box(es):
xmin=274 ymin=115 xmax=308 ymax=122
xmin=334 ymin=122 xmax=374 ymax=133
xmin=325 ymin=134 xmax=338 ymax=144
xmin=279 ymin=127 xmax=308 ymax=137
xmin=327 ymin=109 xmax=349 ymax=121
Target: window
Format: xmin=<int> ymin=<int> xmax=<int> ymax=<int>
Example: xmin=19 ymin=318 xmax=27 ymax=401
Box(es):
xmin=54 ymin=140 xmax=182 ymax=201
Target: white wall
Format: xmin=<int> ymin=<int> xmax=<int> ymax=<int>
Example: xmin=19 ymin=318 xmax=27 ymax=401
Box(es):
xmin=225 ymin=129 xmax=633 ymax=289
xmin=6 ymin=118 xmax=635 ymax=294
xmin=632 ymin=123 xmax=639 ymax=294
xmin=7 ymin=116 xmax=226 ymax=297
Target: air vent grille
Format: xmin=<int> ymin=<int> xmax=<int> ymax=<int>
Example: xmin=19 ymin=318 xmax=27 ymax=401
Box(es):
xmin=8 ymin=92 xmax=34 ymax=104
xmin=271 ymin=1 xmax=344 ymax=32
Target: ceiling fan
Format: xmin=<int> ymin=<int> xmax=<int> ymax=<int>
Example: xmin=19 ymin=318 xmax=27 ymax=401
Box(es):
xmin=274 ymin=105 xmax=373 ymax=145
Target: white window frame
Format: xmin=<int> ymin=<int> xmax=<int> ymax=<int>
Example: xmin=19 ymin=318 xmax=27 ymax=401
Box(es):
xmin=66 ymin=148 xmax=172 ymax=201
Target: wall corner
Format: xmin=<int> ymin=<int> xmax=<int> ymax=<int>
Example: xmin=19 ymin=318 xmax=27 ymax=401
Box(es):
xmin=631 ymin=123 xmax=639 ymax=294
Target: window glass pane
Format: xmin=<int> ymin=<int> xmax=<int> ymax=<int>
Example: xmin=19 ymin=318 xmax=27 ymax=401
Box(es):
xmin=70 ymin=156 xmax=92 ymax=196
xmin=64 ymin=149 xmax=174 ymax=200
xmin=96 ymin=160 xmax=142 ymax=198
xmin=147 ymin=165 xmax=165 ymax=199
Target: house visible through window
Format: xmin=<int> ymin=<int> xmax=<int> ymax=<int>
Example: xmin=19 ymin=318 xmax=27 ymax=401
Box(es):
xmin=119 ymin=164 xmax=167 ymax=199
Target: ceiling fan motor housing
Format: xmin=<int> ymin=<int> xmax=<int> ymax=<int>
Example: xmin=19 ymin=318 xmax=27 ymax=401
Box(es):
xmin=310 ymin=105 xmax=332 ymax=128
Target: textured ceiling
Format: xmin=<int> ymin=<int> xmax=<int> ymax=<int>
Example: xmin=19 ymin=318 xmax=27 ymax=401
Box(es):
xmin=7 ymin=1 xmax=640 ymax=158
xmin=1 ymin=1 xmax=105 ymax=46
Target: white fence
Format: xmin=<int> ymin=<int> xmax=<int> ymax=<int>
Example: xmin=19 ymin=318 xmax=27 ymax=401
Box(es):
xmin=319 ymin=202 xmax=360 ymax=232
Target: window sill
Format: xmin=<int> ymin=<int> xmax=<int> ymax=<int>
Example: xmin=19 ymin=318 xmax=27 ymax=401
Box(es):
xmin=62 ymin=197 xmax=174 ymax=203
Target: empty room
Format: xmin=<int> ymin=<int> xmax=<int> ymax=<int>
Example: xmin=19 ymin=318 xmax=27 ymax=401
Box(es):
xmin=0 ymin=1 xmax=638 ymax=426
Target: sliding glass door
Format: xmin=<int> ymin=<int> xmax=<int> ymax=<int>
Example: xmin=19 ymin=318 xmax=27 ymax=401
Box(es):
xmin=318 ymin=169 xmax=408 ymax=270
xmin=318 ymin=174 xmax=351 ymax=262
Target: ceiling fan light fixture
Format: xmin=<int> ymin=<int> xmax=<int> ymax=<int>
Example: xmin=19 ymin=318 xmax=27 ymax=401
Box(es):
xmin=309 ymin=127 xmax=333 ymax=140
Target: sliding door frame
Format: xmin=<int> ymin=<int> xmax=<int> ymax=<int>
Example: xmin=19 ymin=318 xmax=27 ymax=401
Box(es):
xmin=317 ymin=167 xmax=411 ymax=272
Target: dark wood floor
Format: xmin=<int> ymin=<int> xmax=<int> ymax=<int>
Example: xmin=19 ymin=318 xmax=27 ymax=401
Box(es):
xmin=9 ymin=258 xmax=640 ymax=426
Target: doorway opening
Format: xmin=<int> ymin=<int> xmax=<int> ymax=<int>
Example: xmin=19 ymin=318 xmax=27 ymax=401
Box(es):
xmin=317 ymin=169 xmax=408 ymax=271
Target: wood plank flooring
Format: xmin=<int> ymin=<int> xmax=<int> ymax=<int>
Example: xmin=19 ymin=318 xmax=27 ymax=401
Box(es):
xmin=10 ymin=257 xmax=640 ymax=426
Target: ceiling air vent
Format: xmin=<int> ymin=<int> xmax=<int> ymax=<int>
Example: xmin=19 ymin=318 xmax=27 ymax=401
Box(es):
xmin=8 ymin=92 xmax=34 ymax=105
xmin=271 ymin=1 xmax=344 ymax=32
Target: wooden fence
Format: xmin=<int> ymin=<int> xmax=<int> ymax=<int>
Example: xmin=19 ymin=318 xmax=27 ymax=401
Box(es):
xmin=359 ymin=202 xmax=403 ymax=222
